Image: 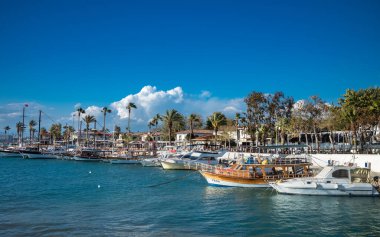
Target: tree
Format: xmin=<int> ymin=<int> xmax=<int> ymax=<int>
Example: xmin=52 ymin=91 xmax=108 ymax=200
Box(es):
xmin=76 ymin=107 xmax=86 ymax=146
xmin=162 ymin=109 xmax=183 ymax=145
xmin=114 ymin=125 xmax=121 ymax=140
xmin=49 ymin=123 xmax=62 ymax=145
xmin=244 ymin=91 xmax=267 ymax=146
xmin=3 ymin=126 xmax=10 ymax=144
xmin=235 ymin=113 xmax=241 ymax=148
xmin=101 ymin=107 xmax=112 ymax=142
xmin=83 ymin=115 xmax=96 ymax=146
xmin=207 ymin=112 xmax=227 ymax=145
xmin=16 ymin=122 xmax=23 ymax=146
xmin=28 ymin=120 xmax=37 ymax=145
xmin=63 ymin=125 xmax=75 ymax=146
xmin=151 ymin=113 xmax=162 ymax=131
xmin=126 ymin=102 xmax=137 ymax=133
xmin=187 ymin=113 xmax=202 ymax=143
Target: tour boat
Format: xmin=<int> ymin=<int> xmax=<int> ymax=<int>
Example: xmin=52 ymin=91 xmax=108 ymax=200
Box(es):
xmin=199 ymin=155 xmax=313 ymax=187
xmin=160 ymin=151 xmax=224 ymax=170
xmin=270 ymin=165 xmax=380 ymax=196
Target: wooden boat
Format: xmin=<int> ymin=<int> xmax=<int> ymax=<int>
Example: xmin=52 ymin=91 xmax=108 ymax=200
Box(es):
xmin=199 ymin=155 xmax=313 ymax=187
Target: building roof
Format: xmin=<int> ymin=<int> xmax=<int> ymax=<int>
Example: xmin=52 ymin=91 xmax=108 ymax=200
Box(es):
xmin=176 ymin=129 xmax=213 ymax=135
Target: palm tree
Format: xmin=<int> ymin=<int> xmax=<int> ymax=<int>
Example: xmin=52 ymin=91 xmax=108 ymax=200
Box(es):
xmin=187 ymin=114 xmax=202 ymax=144
xmin=28 ymin=120 xmax=37 ymax=145
xmin=83 ymin=115 xmax=96 ymax=147
xmin=162 ymin=109 xmax=182 ymax=145
xmin=114 ymin=125 xmax=121 ymax=140
xmin=3 ymin=126 xmax=10 ymax=144
xmin=235 ymin=113 xmax=241 ymax=148
xmin=76 ymin=107 xmax=86 ymax=146
xmin=207 ymin=112 xmax=227 ymax=146
xmin=148 ymin=120 xmax=155 ymax=133
xmin=151 ymin=113 xmax=162 ymax=131
xmin=126 ymin=102 xmax=137 ymax=133
xmin=49 ymin=123 xmax=62 ymax=145
xmin=63 ymin=125 xmax=75 ymax=146
xmin=101 ymin=107 xmax=112 ymax=142
xmin=16 ymin=122 xmax=23 ymax=146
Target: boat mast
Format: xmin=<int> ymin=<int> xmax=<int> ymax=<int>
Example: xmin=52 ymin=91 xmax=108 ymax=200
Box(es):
xmin=37 ymin=110 xmax=41 ymax=150
xmin=21 ymin=105 xmax=26 ymax=147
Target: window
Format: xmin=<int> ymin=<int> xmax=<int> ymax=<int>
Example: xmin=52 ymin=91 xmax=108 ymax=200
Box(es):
xmin=331 ymin=169 xmax=349 ymax=178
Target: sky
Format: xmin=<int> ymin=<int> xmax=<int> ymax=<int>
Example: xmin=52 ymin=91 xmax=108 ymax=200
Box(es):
xmin=0 ymin=0 xmax=379 ymax=133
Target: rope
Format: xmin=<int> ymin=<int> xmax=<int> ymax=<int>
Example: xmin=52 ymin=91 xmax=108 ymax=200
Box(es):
xmin=145 ymin=171 xmax=197 ymax=188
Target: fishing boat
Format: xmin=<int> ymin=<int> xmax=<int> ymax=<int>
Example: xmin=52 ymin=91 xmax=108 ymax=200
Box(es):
xmin=20 ymin=147 xmax=59 ymax=159
xmin=73 ymin=149 xmax=111 ymax=162
xmin=199 ymin=155 xmax=313 ymax=187
xmin=270 ymin=165 xmax=380 ymax=196
xmin=160 ymin=151 xmax=224 ymax=170
xmin=0 ymin=147 xmax=23 ymax=158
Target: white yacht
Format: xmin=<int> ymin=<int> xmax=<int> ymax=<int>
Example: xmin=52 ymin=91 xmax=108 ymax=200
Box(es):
xmin=270 ymin=165 xmax=380 ymax=196
xmin=160 ymin=151 xmax=225 ymax=170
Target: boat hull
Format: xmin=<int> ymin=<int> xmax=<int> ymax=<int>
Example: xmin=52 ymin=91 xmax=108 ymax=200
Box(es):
xmin=0 ymin=151 xmax=22 ymax=158
xmin=73 ymin=156 xmax=102 ymax=162
xmin=199 ymin=171 xmax=270 ymax=188
xmin=21 ymin=152 xmax=57 ymax=159
xmin=160 ymin=160 xmax=191 ymax=170
xmin=270 ymin=183 xmax=380 ymax=196
xmin=109 ymin=159 xmax=141 ymax=164
xmin=140 ymin=158 xmax=161 ymax=167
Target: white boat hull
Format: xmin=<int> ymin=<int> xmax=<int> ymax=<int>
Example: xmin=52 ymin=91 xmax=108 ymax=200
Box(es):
xmin=140 ymin=158 xmax=161 ymax=167
xmin=110 ymin=159 xmax=141 ymax=164
xmin=270 ymin=182 xmax=379 ymax=196
xmin=73 ymin=156 xmax=102 ymax=162
xmin=22 ymin=153 xmax=57 ymax=159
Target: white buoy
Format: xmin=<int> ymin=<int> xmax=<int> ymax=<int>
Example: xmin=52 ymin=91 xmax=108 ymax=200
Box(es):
xmin=89 ymin=171 xmax=92 ymax=174
xmin=98 ymin=185 xmax=101 ymax=188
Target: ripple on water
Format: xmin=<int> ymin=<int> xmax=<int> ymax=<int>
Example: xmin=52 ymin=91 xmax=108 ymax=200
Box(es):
xmin=1 ymin=158 xmax=380 ymax=236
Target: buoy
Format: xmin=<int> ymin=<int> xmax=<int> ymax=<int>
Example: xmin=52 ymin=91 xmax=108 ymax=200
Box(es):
xmin=89 ymin=171 xmax=92 ymax=174
xmin=97 ymin=185 xmax=101 ymax=188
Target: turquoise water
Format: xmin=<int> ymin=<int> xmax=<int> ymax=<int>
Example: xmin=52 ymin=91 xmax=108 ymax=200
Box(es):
xmin=1 ymin=158 xmax=380 ymax=236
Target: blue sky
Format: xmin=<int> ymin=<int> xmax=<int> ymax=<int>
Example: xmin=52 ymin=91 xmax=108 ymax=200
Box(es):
xmin=0 ymin=0 xmax=379 ymax=132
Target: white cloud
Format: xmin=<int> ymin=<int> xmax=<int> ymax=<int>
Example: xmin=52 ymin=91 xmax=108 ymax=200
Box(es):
xmin=85 ymin=106 xmax=102 ymax=117
xmin=107 ymin=86 xmax=245 ymax=131
xmin=74 ymin=103 xmax=81 ymax=109
xmin=200 ymin=90 xmax=211 ymax=98
xmin=111 ymin=85 xmax=184 ymax=120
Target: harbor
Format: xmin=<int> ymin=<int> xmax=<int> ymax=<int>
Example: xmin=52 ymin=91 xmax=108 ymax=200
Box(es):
xmin=1 ymin=157 xmax=380 ymax=236
xmin=1 ymin=0 xmax=380 ymax=236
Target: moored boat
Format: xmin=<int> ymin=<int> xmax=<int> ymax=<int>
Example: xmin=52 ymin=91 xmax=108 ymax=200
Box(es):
xmin=160 ymin=151 xmax=224 ymax=170
xmin=20 ymin=147 xmax=58 ymax=159
xmin=270 ymin=165 xmax=380 ymax=196
xmin=0 ymin=148 xmax=23 ymax=158
xmin=73 ymin=149 xmax=111 ymax=162
xmin=199 ymin=155 xmax=313 ymax=187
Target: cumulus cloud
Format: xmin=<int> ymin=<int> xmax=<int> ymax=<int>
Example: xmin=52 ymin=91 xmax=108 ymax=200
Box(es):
xmin=106 ymin=86 xmax=245 ymax=131
xmin=111 ymin=85 xmax=184 ymax=120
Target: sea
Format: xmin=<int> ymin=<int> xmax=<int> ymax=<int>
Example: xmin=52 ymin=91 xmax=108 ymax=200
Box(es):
xmin=1 ymin=157 xmax=380 ymax=237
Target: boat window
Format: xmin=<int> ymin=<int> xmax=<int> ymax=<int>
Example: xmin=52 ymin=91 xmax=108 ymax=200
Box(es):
xmin=326 ymin=181 xmax=331 ymax=184
xmin=331 ymin=169 xmax=349 ymax=178
xmin=307 ymin=181 xmax=311 ymax=184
